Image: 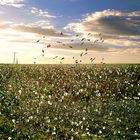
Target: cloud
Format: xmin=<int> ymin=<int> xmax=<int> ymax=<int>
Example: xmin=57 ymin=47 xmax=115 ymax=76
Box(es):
xmin=0 ymin=20 xmax=63 ymax=36
xmin=0 ymin=0 xmax=25 ymax=8
xmin=12 ymin=25 xmax=60 ymax=36
xmin=65 ymin=9 xmax=140 ymax=36
xmin=30 ymin=20 xmax=54 ymax=29
xmin=30 ymin=7 xmax=57 ymax=18
xmin=64 ymin=9 xmax=140 ymax=49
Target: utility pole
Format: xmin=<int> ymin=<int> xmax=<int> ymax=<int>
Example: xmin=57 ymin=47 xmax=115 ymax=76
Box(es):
xmin=13 ymin=52 xmax=16 ymax=64
xmin=16 ymin=58 xmax=18 ymax=64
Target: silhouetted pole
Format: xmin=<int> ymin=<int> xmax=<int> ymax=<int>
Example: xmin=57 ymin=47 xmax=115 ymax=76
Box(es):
xmin=13 ymin=52 xmax=16 ymax=64
xmin=16 ymin=58 xmax=18 ymax=64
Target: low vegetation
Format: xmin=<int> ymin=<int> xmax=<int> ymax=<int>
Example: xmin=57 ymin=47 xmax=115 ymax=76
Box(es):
xmin=0 ymin=64 xmax=140 ymax=139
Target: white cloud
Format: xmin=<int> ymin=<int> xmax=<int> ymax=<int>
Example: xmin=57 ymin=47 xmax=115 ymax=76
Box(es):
xmin=30 ymin=7 xmax=57 ymax=18
xmin=0 ymin=0 xmax=25 ymax=8
xmin=30 ymin=20 xmax=54 ymax=29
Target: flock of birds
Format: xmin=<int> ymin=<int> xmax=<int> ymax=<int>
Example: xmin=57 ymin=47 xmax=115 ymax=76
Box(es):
xmin=34 ymin=32 xmax=105 ymax=64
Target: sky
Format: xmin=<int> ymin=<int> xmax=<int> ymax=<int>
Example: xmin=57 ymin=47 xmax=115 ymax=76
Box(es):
xmin=0 ymin=0 xmax=140 ymax=64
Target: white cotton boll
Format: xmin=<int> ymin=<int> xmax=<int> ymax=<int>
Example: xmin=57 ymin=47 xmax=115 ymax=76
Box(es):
xmin=103 ymin=126 xmax=106 ymax=130
xmin=12 ymin=119 xmax=16 ymax=123
xmin=8 ymin=137 xmax=12 ymax=140
xmin=82 ymin=117 xmax=86 ymax=120
xmin=48 ymin=100 xmax=52 ymax=105
xmin=18 ymin=90 xmax=22 ymax=94
xmin=99 ymin=130 xmax=102 ymax=134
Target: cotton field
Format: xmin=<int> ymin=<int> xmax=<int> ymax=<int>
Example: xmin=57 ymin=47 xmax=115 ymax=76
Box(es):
xmin=0 ymin=64 xmax=140 ymax=139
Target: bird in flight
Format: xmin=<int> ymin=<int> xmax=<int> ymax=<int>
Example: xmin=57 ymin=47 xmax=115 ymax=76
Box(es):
xmin=53 ymin=56 xmax=58 ymax=59
xmin=47 ymin=44 xmax=51 ymax=48
xmin=69 ymin=46 xmax=73 ymax=48
xmin=101 ymin=40 xmax=104 ymax=43
xmin=36 ymin=40 xmax=40 ymax=43
xmin=94 ymin=39 xmax=98 ymax=43
xmin=81 ymin=38 xmax=85 ymax=41
xmin=80 ymin=52 xmax=84 ymax=57
xmin=75 ymin=60 xmax=78 ymax=64
xmin=60 ymin=32 xmax=63 ymax=35
xmin=42 ymin=49 xmax=44 ymax=53
xmin=56 ymin=41 xmax=62 ymax=43
xmin=81 ymin=42 xmax=84 ymax=45
xmin=90 ymin=58 xmax=95 ymax=62
xmin=61 ymin=57 xmax=64 ymax=60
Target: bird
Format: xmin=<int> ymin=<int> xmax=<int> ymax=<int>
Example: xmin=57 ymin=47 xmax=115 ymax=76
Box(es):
xmin=81 ymin=42 xmax=84 ymax=45
xmin=42 ymin=49 xmax=44 ymax=53
xmin=84 ymin=52 xmax=88 ymax=55
xmin=76 ymin=34 xmax=79 ymax=37
xmin=101 ymin=40 xmax=104 ymax=43
xmin=75 ymin=60 xmax=78 ymax=64
xmin=71 ymin=39 xmax=74 ymax=42
xmin=61 ymin=57 xmax=64 ymax=60
xmin=69 ymin=46 xmax=73 ymax=48
xmin=53 ymin=56 xmax=58 ymax=59
xmin=81 ymin=38 xmax=85 ymax=41
xmin=36 ymin=40 xmax=40 ymax=43
xmin=47 ymin=44 xmax=51 ymax=48
xmin=94 ymin=39 xmax=98 ymax=43
xmin=42 ymin=54 xmax=44 ymax=57
xmin=87 ymin=39 xmax=90 ymax=41
xmin=72 ymin=57 xmax=75 ymax=59
xmin=90 ymin=58 xmax=95 ymax=62
xmin=80 ymin=52 xmax=84 ymax=57
xmin=88 ymin=33 xmax=91 ymax=35
xmin=60 ymin=32 xmax=63 ymax=35
xmin=99 ymin=33 xmax=102 ymax=36
xmin=56 ymin=41 xmax=62 ymax=43
xmin=85 ymin=48 xmax=88 ymax=51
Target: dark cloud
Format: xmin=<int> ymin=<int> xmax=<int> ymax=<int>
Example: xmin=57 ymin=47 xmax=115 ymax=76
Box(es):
xmin=65 ymin=10 xmax=140 ymax=36
xmin=81 ymin=16 xmax=140 ymax=36
xmin=96 ymin=16 xmax=140 ymax=35
xmin=12 ymin=25 xmax=62 ymax=36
